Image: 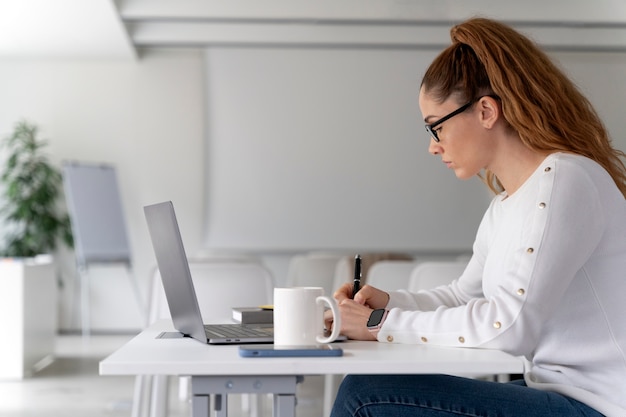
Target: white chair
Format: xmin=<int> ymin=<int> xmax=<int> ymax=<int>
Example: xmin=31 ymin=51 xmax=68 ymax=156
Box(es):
xmin=132 ymin=260 xmax=274 ymax=417
xmin=408 ymin=260 xmax=468 ymax=292
xmin=285 ymin=252 xmax=345 ymax=295
xmin=367 ymin=260 xmax=423 ymax=291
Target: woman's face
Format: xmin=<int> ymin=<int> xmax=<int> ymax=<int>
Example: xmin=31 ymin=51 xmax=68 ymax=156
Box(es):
xmin=419 ymin=88 xmax=494 ymax=180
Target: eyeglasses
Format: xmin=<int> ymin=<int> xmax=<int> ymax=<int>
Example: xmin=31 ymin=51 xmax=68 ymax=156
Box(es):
xmin=424 ymin=100 xmax=474 ymax=143
xmin=424 ymin=95 xmax=500 ymax=142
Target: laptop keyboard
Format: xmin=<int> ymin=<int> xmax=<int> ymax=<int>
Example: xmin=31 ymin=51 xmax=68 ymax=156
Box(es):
xmin=205 ymin=324 xmax=273 ymax=338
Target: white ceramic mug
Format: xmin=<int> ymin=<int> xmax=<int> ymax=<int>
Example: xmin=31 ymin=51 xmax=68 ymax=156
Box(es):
xmin=273 ymin=287 xmax=341 ymax=346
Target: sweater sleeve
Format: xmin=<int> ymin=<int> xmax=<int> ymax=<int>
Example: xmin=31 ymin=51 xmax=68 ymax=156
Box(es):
xmin=378 ymin=157 xmax=606 ymax=356
xmin=385 ymin=255 xmax=486 ymax=311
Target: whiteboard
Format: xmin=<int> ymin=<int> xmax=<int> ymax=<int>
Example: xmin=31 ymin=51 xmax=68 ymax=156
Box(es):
xmin=202 ymin=48 xmax=493 ymax=252
xmin=62 ymin=162 xmax=131 ymax=266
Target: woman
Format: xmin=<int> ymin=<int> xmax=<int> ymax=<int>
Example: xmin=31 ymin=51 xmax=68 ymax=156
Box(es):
xmin=329 ymin=18 xmax=626 ymax=417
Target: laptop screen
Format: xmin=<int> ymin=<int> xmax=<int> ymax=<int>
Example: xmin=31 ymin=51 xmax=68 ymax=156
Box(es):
xmin=144 ymin=201 xmax=207 ymax=342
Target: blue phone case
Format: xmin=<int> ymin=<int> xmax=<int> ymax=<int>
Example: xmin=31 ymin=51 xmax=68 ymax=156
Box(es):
xmin=239 ymin=344 xmax=343 ymax=357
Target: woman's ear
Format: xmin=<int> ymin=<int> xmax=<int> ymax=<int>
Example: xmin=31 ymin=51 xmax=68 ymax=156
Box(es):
xmin=478 ymin=96 xmax=500 ymax=129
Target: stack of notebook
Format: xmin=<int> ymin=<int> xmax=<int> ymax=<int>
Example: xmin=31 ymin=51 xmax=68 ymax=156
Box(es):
xmin=232 ymin=306 xmax=274 ymax=324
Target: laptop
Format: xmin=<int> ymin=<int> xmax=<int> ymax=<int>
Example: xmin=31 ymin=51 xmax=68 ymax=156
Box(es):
xmin=144 ymin=201 xmax=274 ymax=344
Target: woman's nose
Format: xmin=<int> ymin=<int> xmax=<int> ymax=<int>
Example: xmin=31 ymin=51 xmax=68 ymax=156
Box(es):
xmin=428 ymin=137 xmax=441 ymax=155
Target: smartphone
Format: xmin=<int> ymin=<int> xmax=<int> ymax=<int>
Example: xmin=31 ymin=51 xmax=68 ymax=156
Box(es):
xmin=239 ymin=344 xmax=343 ymax=358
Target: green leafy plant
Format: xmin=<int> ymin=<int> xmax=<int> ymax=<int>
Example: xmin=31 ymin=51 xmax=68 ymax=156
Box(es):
xmin=0 ymin=120 xmax=73 ymax=257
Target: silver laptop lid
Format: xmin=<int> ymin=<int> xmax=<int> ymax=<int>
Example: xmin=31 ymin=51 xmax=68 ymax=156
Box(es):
xmin=144 ymin=201 xmax=207 ymax=342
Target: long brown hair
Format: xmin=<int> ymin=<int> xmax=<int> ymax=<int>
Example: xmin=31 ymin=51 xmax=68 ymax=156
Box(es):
xmin=421 ymin=17 xmax=626 ymax=197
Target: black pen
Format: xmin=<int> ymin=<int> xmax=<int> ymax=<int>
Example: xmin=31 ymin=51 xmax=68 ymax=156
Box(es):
xmin=352 ymin=254 xmax=361 ymax=299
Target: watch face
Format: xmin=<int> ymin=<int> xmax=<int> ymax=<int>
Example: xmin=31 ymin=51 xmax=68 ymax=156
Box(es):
xmin=367 ymin=309 xmax=386 ymax=327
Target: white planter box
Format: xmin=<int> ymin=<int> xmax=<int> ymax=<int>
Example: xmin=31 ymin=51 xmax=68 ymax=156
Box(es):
xmin=0 ymin=258 xmax=57 ymax=379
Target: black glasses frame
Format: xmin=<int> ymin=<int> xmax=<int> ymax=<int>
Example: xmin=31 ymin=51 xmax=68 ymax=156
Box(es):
xmin=424 ymin=95 xmax=500 ymax=142
xmin=424 ymin=101 xmax=474 ymax=143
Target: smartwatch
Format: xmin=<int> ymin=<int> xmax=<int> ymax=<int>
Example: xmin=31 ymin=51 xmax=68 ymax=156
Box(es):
xmin=367 ymin=309 xmax=388 ymax=335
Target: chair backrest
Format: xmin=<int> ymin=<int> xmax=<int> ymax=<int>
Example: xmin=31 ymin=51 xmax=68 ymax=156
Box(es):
xmin=149 ymin=260 xmax=274 ymax=324
xmin=408 ymin=261 xmax=468 ymax=292
xmin=285 ymin=252 xmax=345 ymax=295
xmin=332 ymin=253 xmax=414 ymax=292
xmin=366 ymin=260 xmax=422 ymax=292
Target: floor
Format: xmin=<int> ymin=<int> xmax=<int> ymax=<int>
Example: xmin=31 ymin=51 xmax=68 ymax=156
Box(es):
xmin=0 ymin=334 xmax=326 ymax=417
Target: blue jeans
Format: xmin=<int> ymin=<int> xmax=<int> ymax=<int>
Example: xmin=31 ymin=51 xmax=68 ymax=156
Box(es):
xmin=330 ymin=374 xmax=604 ymax=417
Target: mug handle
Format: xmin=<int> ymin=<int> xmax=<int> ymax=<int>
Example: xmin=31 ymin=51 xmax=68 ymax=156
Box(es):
xmin=316 ymin=295 xmax=341 ymax=343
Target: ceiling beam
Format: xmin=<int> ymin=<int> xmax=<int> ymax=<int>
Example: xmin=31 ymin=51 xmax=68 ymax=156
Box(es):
xmin=124 ymin=21 xmax=626 ymax=52
xmin=119 ymin=0 xmax=626 ymax=52
xmin=119 ymin=0 xmax=626 ymax=25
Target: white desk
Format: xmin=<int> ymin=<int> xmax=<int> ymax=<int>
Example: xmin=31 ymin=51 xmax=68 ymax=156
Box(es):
xmin=100 ymin=320 xmax=524 ymax=417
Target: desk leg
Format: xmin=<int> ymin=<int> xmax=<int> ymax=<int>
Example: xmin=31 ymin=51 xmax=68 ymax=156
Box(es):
xmin=191 ymin=375 xmax=299 ymax=417
xmin=192 ymin=394 xmax=210 ymax=417
xmin=274 ymin=394 xmax=296 ymax=417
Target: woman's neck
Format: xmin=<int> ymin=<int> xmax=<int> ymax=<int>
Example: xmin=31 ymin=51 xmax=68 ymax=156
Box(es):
xmin=489 ymin=137 xmax=551 ymax=196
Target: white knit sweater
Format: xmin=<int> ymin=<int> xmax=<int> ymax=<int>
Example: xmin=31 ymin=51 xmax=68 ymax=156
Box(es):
xmin=380 ymin=153 xmax=626 ymax=416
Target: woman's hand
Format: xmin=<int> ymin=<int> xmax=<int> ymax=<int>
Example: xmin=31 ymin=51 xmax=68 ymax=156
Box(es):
xmin=334 ymin=283 xmax=390 ymax=309
xmin=327 ymin=283 xmax=390 ymax=340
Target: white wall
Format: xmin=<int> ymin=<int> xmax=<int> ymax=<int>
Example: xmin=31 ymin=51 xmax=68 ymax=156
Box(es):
xmin=202 ymin=47 xmax=493 ymax=253
xmin=2 ymin=47 xmax=626 ymax=332
xmin=0 ymin=49 xmax=205 ymax=331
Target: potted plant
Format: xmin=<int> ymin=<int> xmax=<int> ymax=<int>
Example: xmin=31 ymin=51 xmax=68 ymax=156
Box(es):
xmin=0 ymin=120 xmax=73 ymax=257
xmin=0 ymin=120 xmax=73 ymax=379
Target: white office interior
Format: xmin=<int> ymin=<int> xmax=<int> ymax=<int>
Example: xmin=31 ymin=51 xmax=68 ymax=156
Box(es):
xmin=2 ymin=0 xmax=626 ymax=334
